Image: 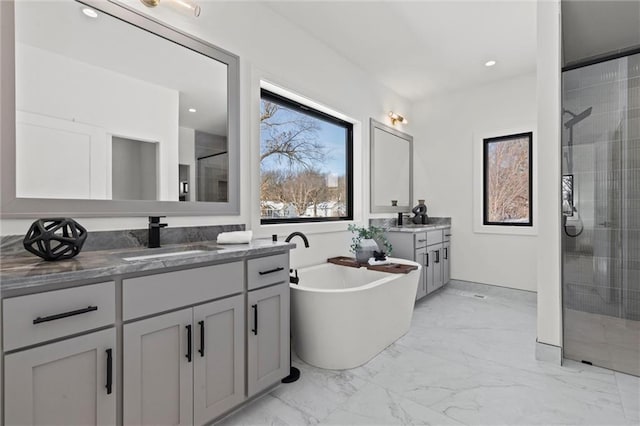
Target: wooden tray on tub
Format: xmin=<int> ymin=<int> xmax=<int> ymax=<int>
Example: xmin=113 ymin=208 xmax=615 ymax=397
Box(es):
xmin=327 ymin=256 xmax=364 ymax=268
xmin=366 ymin=263 xmax=418 ymax=274
xmin=327 ymin=257 xmax=418 ymax=274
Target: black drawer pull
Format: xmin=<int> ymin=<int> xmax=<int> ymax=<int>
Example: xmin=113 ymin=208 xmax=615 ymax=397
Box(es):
xmin=426 ymin=253 xmax=429 ymax=267
xmin=198 ymin=320 xmax=205 ymax=357
xmin=186 ymin=324 xmax=192 ymax=362
xmin=258 ymin=267 xmax=284 ymax=275
xmin=417 ymin=239 xmax=427 ymax=243
xmin=435 ymin=250 xmax=440 ymax=263
xmin=444 ymin=247 xmax=448 ymax=260
xmin=33 ymin=305 xmax=98 ymax=324
xmin=106 ymin=348 xmax=113 ymax=395
xmin=251 ymin=304 xmax=258 ymax=335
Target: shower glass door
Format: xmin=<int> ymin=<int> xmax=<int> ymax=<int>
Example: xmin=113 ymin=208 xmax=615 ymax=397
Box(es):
xmin=562 ymin=53 xmax=640 ymax=376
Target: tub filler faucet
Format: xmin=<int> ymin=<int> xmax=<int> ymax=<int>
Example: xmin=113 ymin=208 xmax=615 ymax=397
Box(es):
xmin=281 ymin=231 xmax=309 ymax=385
xmin=284 ymin=231 xmax=309 ymax=247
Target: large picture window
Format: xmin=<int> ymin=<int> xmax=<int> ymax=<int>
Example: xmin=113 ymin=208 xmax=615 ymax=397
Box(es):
xmin=260 ymin=89 xmax=353 ymax=224
xmin=483 ymin=132 xmax=533 ymax=226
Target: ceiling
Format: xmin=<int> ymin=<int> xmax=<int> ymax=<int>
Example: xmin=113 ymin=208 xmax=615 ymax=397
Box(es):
xmin=562 ymin=0 xmax=640 ymax=67
xmin=265 ymin=1 xmax=537 ymax=101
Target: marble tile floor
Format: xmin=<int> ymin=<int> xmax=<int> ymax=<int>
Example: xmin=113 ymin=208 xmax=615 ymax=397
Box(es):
xmin=220 ymin=280 xmax=640 ymax=425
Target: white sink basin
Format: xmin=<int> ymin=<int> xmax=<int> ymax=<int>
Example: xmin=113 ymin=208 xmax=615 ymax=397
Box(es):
xmin=119 ymin=244 xmax=221 ymax=262
xmin=122 ymin=250 xmax=206 ymax=261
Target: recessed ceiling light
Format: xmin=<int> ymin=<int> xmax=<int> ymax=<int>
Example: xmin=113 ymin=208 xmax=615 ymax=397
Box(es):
xmin=82 ymin=7 xmax=98 ymax=18
xmin=188 ymin=108 xmax=197 ymax=113
xmin=485 ymin=60 xmax=497 ymax=67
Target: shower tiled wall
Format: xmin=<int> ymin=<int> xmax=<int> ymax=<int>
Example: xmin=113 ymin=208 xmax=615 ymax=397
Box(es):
xmin=562 ymin=53 xmax=640 ymax=375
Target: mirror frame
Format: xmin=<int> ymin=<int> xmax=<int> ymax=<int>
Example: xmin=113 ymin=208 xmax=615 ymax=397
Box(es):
xmin=369 ymin=118 xmax=413 ymax=213
xmin=0 ymin=0 xmax=240 ymax=218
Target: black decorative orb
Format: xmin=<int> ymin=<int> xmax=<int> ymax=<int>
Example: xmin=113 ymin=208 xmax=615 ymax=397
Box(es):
xmin=23 ymin=218 xmax=88 ymax=261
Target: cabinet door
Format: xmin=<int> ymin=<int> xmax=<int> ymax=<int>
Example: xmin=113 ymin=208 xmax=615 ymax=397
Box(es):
xmin=193 ymin=295 xmax=245 ymax=425
xmin=443 ymin=241 xmax=451 ymax=285
xmin=425 ymin=246 xmax=441 ymax=294
xmin=123 ymin=308 xmax=193 ymax=426
xmin=247 ymin=283 xmax=289 ymax=397
xmin=432 ymin=244 xmax=444 ymax=290
xmin=415 ymin=247 xmax=428 ymax=300
xmin=4 ymin=328 xmax=116 ymax=426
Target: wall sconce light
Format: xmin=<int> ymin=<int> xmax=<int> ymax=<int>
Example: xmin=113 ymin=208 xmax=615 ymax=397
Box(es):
xmin=180 ymin=181 xmax=189 ymax=194
xmin=140 ymin=0 xmax=201 ymax=17
xmin=388 ymin=111 xmax=408 ymax=125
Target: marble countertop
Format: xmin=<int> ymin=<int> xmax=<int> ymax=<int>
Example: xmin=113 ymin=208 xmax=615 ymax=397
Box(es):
xmin=0 ymin=240 xmax=295 ymax=297
xmin=386 ymin=224 xmax=451 ymax=233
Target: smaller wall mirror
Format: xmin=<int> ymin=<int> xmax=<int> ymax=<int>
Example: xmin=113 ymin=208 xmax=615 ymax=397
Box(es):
xmin=370 ymin=119 xmax=413 ymax=213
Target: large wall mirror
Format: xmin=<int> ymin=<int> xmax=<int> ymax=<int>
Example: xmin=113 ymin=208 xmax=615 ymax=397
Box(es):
xmin=0 ymin=0 xmax=239 ymax=217
xmin=370 ymin=119 xmax=413 ymax=213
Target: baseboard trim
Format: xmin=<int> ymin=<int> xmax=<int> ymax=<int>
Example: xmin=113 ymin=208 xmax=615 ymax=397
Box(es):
xmin=535 ymin=340 xmax=562 ymax=364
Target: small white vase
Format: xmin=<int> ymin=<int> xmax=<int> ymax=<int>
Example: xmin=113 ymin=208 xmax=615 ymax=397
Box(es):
xmin=355 ymin=239 xmax=379 ymax=263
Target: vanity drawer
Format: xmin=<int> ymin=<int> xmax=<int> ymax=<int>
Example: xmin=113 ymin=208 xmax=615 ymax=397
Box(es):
xmin=443 ymin=229 xmax=451 ymax=242
xmin=3 ymin=281 xmax=115 ymax=351
xmin=247 ymin=252 xmax=289 ymax=290
xmin=414 ymin=232 xmax=428 ymax=249
xmin=123 ymin=262 xmax=243 ymax=321
xmin=426 ymin=230 xmax=444 ymax=246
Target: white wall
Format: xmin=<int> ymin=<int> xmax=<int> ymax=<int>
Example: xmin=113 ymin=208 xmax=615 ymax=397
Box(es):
xmin=536 ymin=0 xmax=563 ymax=347
xmin=411 ymin=73 xmax=538 ymax=291
xmin=16 ymin=44 xmax=179 ymax=201
xmin=1 ymin=1 xmax=412 ymax=270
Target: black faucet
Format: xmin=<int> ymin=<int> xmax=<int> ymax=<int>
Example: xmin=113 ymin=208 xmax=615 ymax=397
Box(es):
xmin=289 ymin=269 xmax=299 ymax=285
xmin=148 ymin=216 xmax=168 ymax=248
xmin=284 ymin=231 xmax=309 ymax=248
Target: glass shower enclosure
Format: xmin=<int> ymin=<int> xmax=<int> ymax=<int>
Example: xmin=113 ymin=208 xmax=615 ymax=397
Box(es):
xmin=562 ymin=53 xmax=639 ymax=376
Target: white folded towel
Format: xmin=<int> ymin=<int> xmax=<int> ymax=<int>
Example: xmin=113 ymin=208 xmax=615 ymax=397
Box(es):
xmin=216 ymin=230 xmax=253 ymax=244
xmin=368 ymin=257 xmax=391 ymax=266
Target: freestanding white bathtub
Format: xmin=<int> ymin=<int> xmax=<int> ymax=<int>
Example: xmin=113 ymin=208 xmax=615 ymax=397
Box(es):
xmin=290 ymin=258 xmax=421 ymax=370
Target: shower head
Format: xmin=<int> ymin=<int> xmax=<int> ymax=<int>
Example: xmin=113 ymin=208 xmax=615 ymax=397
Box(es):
xmin=563 ymin=107 xmax=592 ymax=128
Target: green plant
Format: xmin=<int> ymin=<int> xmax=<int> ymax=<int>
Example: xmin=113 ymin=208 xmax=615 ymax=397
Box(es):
xmin=347 ymin=224 xmax=392 ymax=255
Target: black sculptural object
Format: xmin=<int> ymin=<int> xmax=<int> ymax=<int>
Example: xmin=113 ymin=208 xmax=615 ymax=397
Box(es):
xmin=23 ymin=218 xmax=88 ymax=261
xmin=412 ymin=199 xmax=429 ymax=225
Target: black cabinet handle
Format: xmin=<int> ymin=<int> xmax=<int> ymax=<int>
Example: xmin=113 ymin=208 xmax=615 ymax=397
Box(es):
xmin=258 ymin=267 xmax=284 ymax=275
xmin=186 ymin=324 xmax=192 ymax=362
xmin=106 ymin=348 xmax=113 ymax=395
xmin=426 ymin=253 xmax=429 ymax=267
xmin=417 ymin=239 xmax=427 ymax=243
xmin=435 ymin=250 xmax=440 ymax=263
xmin=33 ymin=305 xmax=98 ymax=324
xmin=251 ymin=304 xmax=258 ymax=335
xmin=198 ymin=320 xmax=205 ymax=357
xmin=444 ymin=247 xmax=448 ymax=260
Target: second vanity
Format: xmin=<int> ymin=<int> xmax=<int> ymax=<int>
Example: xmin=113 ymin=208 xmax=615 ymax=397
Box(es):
xmin=0 ymin=239 xmax=294 ymax=425
xmin=384 ymin=224 xmax=451 ymax=301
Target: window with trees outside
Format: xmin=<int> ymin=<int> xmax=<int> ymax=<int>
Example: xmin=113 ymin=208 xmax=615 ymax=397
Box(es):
xmin=260 ymin=89 xmax=353 ymax=224
xmin=483 ymin=132 xmax=532 ymax=226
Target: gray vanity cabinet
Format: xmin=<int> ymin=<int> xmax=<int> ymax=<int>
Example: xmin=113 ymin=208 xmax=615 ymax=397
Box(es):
xmin=193 ymin=295 xmax=244 ymax=425
xmin=4 ymin=328 xmax=116 ymax=426
xmin=428 ymin=244 xmax=444 ymax=293
xmin=385 ymin=227 xmax=451 ymax=300
xmin=247 ymin=282 xmax=290 ymax=397
xmin=3 ymin=281 xmax=117 ymax=426
xmin=246 ymin=254 xmax=290 ymax=397
xmin=123 ymin=262 xmax=246 ymax=425
xmin=415 ymin=246 xmax=428 ymax=299
xmin=123 ymin=308 xmax=193 ymax=426
xmin=443 ymin=240 xmax=451 ymax=285
xmin=123 ymin=296 xmax=245 ymax=426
